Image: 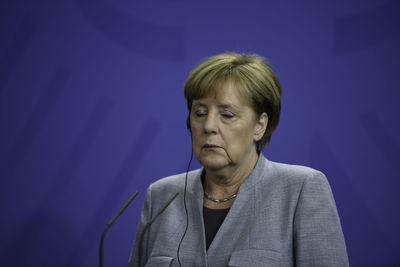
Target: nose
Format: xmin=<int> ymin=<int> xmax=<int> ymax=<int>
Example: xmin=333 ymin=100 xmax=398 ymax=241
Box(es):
xmin=204 ymin=113 xmax=218 ymax=134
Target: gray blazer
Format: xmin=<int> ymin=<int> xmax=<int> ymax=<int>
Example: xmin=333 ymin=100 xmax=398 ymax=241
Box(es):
xmin=128 ymin=154 xmax=349 ymax=267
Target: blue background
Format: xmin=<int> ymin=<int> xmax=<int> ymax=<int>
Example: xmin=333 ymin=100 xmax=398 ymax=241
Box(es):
xmin=1 ymin=0 xmax=399 ymax=266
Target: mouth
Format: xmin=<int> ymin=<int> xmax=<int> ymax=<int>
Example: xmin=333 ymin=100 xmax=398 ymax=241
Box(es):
xmin=203 ymin=144 xmax=221 ymax=149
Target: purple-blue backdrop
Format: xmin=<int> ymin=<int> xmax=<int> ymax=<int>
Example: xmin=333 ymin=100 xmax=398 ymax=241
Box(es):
xmin=1 ymin=1 xmax=399 ymax=266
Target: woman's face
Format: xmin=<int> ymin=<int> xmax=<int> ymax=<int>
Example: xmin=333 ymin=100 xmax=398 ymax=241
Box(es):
xmin=190 ymin=81 xmax=267 ymax=172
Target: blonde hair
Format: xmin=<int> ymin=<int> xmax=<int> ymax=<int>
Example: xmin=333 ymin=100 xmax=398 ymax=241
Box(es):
xmin=184 ymin=52 xmax=282 ymax=150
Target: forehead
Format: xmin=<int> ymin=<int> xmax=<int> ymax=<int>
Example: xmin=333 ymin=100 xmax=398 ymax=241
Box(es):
xmin=194 ymin=80 xmax=250 ymax=106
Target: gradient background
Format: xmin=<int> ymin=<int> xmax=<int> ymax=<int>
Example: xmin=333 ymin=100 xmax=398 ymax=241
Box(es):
xmin=1 ymin=0 xmax=399 ymax=266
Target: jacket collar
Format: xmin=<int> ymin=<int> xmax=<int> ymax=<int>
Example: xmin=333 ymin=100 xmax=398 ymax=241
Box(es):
xmin=188 ymin=153 xmax=270 ymax=200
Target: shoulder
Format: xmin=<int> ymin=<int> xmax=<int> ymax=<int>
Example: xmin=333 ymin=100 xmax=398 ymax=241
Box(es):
xmin=267 ymin=160 xmax=327 ymax=184
xmin=270 ymin=161 xmax=325 ymax=181
xmin=263 ymin=159 xmax=335 ymax=205
xmin=252 ymin=157 xmax=332 ymax=197
xmin=140 ymin=168 xmax=202 ymax=214
xmin=146 ymin=168 xmax=202 ymax=198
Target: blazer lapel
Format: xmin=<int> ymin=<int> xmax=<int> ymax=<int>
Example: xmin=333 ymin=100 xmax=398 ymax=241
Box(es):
xmin=206 ymin=155 xmax=269 ymax=264
xmin=185 ymin=155 xmax=270 ymax=266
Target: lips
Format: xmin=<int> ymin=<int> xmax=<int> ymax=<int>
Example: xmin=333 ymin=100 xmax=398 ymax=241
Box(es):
xmin=203 ymin=144 xmax=221 ymax=148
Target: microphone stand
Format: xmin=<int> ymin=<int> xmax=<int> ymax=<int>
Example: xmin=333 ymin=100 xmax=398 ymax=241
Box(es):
xmin=138 ymin=192 xmax=179 ymax=267
xmin=99 ymin=191 xmax=139 ymax=267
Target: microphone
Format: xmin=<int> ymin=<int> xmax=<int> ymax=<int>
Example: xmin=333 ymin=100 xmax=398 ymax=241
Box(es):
xmin=99 ymin=191 xmax=139 ymax=267
xmin=138 ymin=192 xmax=179 ymax=267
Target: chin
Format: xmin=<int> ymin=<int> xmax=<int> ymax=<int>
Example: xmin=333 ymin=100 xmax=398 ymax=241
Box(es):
xmin=199 ymin=156 xmax=230 ymax=171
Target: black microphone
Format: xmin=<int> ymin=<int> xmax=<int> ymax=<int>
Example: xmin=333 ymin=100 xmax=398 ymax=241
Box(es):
xmin=99 ymin=191 xmax=139 ymax=267
xmin=138 ymin=192 xmax=179 ymax=267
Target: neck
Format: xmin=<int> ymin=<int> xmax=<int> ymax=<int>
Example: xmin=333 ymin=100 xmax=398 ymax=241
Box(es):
xmin=203 ymin=150 xmax=259 ymax=200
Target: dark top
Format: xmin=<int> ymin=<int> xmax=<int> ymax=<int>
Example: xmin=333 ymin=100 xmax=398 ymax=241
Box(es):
xmin=203 ymin=206 xmax=230 ymax=250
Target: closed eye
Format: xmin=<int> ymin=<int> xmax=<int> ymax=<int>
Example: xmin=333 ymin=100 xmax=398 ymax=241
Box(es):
xmin=194 ymin=111 xmax=207 ymax=117
xmin=221 ymin=111 xmax=235 ymax=119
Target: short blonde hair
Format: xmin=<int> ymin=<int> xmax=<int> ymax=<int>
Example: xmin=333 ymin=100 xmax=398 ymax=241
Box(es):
xmin=184 ymin=52 xmax=282 ymax=150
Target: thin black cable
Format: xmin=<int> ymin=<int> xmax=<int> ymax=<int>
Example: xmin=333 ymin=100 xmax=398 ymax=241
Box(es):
xmin=177 ymin=148 xmax=193 ymax=267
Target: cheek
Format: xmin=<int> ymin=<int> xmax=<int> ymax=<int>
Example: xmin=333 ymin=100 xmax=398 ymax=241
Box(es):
xmin=190 ymin=124 xmax=202 ymax=147
xmin=189 ymin=117 xmax=199 ymax=132
xmin=190 ymin=123 xmax=199 ymax=136
xmin=224 ymin=126 xmax=255 ymax=150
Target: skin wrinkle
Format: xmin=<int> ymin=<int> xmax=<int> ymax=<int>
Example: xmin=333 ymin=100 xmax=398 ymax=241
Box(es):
xmin=190 ymin=80 xmax=268 ymax=209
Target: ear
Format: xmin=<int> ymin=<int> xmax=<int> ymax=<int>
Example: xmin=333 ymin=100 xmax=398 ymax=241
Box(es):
xmin=254 ymin=112 xmax=268 ymax=142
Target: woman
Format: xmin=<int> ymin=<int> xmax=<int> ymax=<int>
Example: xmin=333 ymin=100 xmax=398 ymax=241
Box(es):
xmin=128 ymin=52 xmax=349 ymax=266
